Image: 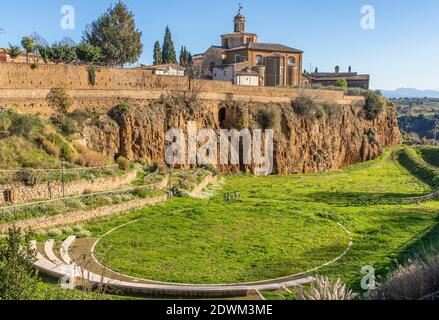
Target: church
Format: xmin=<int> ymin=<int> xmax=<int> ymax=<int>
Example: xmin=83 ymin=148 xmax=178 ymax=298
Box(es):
xmin=193 ymin=7 xmax=304 ymax=87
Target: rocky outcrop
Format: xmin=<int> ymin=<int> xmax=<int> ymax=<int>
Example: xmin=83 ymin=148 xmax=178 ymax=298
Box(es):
xmin=81 ymin=99 xmax=401 ymax=174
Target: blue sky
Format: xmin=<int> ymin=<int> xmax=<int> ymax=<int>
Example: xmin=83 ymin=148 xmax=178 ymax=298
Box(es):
xmin=0 ymin=0 xmax=438 ymax=90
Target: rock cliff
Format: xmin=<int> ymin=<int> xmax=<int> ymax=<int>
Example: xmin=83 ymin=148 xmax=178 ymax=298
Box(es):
xmin=80 ymin=99 xmax=401 ymax=174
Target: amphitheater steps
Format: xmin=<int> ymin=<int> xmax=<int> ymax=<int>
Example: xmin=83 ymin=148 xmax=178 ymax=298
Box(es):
xmin=31 ymin=236 xmax=315 ymax=299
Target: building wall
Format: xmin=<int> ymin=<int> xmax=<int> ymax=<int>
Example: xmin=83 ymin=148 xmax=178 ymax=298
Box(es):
xmin=312 ymin=79 xmax=370 ymax=90
xmin=201 ymin=47 xmax=226 ymax=75
xmin=235 ymin=74 xmax=259 ymax=86
xmin=212 ymin=65 xmax=234 ymax=81
xmin=225 ymin=50 xmax=302 ymax=86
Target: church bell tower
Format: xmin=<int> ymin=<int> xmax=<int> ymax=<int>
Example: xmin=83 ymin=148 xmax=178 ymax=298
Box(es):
xmin=234 ymin=4 xmax=246 ymax=33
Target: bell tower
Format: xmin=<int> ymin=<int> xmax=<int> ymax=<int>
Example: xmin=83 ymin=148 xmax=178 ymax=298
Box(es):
xmin=234 ymin=4 xmax=246 ymax=33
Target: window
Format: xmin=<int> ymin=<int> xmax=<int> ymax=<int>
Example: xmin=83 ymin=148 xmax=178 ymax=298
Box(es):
xmin=234 ymin=54 xmax=246 ymax=63
xmin=255 ymin=55 xmax=264 ymax=65
xmin=288 ymin=57 xmax=296 ymax=66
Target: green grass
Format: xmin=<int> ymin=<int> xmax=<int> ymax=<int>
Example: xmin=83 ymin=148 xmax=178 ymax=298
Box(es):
xmin=417 ymin=146 xmax=439 ymax=168
xmin=398 ymin=147 xmax=439 ymax=189
xmin=89 ymin=149 xmax=439 ymax=291
xmin=0 ymin=136 xmax=59 ymax=170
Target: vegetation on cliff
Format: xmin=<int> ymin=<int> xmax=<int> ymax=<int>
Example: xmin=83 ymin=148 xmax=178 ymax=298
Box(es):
xmin=0 ymin=109 xmax=111 ymax=170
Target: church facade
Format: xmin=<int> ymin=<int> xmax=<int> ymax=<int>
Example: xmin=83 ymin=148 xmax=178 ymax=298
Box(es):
xmin=195 ymin=8 xmax=303 ymax=87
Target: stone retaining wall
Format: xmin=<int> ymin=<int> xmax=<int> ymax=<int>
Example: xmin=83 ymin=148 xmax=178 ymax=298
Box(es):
xmin=0 ymin=194 xmax=168 ymax=233
xmin=0 ymin=62 xmax=363 ymax=116
xmin=0 ymin=170 xmax=137 ymax=205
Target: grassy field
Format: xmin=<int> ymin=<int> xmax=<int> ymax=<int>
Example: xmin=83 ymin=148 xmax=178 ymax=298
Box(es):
xmin=418 ymin=146 xmax=439 ymax=168
xmin=90 ymin=148 xmax=439 ymax=291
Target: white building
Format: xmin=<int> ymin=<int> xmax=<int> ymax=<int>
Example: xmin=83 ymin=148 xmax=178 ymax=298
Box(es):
xmin=142 ymin=64 xmax=185 ymax=76
xmin=213 ymin=63 xmax=259 ymax=86
xmin=235 ymin=70 xmax=259 ymax=86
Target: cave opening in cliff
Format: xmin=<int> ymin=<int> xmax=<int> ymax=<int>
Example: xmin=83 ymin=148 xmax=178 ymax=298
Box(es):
xmin=219 ymin=107 xmax=227 ymax=129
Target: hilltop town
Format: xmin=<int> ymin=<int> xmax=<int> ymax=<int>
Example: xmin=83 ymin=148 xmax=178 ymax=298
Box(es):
xmin=0 ymin=1 xmax=438 ymax=305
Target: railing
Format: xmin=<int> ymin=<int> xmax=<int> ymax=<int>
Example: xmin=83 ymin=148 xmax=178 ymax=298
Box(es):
xmin=346 ymin=190 xmax=439 ymax=207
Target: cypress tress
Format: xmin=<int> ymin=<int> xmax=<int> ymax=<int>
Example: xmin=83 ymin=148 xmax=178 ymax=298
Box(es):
xmin=153 ymin=41 xmax=163 ymax=65
xmin=162 ymin=26 xmax=177 ymax=64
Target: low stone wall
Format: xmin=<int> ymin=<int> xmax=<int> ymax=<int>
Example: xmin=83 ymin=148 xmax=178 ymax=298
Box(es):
xmin=0 ymin=62 xmax=362 ymax=116
xmin=0 ymin=194 xmax=168 ymax=233
xmin=0 ymin=170 xmax=137 ymax=205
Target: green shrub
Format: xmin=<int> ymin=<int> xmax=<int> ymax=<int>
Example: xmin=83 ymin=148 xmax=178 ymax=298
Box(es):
xmin=9 ymin=114 xmax=44 ymax=139
xmin=255 ymin=108 xmax=280 ymax=130
xmin=292 ymin=96 xmax=324 ymax=119
xmin=335 ymin=78 xmax=348 ymax=89
xmin=47 ymin=228 xmax=63 ymax=237
xmin=363 ymin=91 xmax=384 ymax=120
xmin=16 ymin=170 xmax=39 ymax=186
xmin=60 ymin=143 xmax=77 ymax=163
xmin=0 ymin=227 xmax=39 ymax=300
xmin=51 ymin=116 xmax=79 ymax=136
xmin=87 ymin=65 xmax=97 ymax=85
xmin=46 ymin=88 xmax=73 ymax=114
xmin=0 ymin=112 xmax=12 ymax=135
xmin=76 ymin=230 xmax=92 ymax=238
xmin=114 ymin=103 xmax=132 ymax=113
xmin=201 ymin=164 xmax=218 ymax=176
xmin=61 ymin=227 xmax=74 ymax=234
xmin=346 ymin=87 xmax=367 ymax=96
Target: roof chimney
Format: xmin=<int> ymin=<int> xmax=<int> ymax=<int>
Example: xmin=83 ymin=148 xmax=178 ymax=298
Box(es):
xmin=348 ymin=66 xmax=352 ymax=73
xmin=315 ymin=67 xmax=318 ymax=73
xmin=335 ymin=66 xmax=340 ymax=73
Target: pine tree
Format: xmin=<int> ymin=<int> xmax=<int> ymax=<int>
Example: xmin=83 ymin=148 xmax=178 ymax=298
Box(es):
xmin=162 ymin=26 xmax=177 ymax=64
xmin=153 ymin=41 xmax=163 ymax=65
xmin=84 ymin=1 xmax=143 ymax=66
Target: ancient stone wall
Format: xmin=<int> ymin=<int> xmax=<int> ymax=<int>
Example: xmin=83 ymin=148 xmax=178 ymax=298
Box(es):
xmin=0 ymin=170 xmax=137 ymax=205
xmin=0 ymin=62 xmax=361 ymax=116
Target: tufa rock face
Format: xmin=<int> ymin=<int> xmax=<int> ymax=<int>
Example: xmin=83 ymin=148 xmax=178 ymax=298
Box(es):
xmin=80 ymin=100 xmax=401 ymax=174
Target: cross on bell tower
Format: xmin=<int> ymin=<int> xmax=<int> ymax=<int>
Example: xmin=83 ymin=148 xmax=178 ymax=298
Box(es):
xmin=234 ymin=3 xmax=246 ymax=33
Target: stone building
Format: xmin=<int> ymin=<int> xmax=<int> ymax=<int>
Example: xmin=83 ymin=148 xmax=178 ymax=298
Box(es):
xmin=142 ymin=63 xmax=185 ymax=76
xmin=304 ymin=66 xmax=370 ymax=89
xmin=196 ymin=7 xmax=303 ymax=87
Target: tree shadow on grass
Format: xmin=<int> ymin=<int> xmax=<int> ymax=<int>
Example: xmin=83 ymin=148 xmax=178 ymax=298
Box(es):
xmin=393 ymin=214 xmax=439 ymax=265
xmin=305 ymin=191 xmax=427 ymax=205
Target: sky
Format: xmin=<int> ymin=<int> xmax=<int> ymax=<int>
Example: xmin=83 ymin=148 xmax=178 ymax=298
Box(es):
xmin=0 ymin=0 xmax=438 ymax=90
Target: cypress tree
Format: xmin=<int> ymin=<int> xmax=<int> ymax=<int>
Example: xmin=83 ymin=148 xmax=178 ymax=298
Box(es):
xmin=153 ymin=41 xmax=163 ymax=65
xmin=179 ymin=46 xmax=191 ymax=66
xmin=162 ymin=26 xmax=177 ymax=64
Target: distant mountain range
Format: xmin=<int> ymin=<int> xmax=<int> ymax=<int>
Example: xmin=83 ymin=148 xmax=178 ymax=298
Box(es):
xmin=381 ymin=88 xmax=439 ymax=99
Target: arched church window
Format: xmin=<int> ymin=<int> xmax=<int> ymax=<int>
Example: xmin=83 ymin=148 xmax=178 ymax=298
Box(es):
xmin=256 ymin=55 xmax=264 ymax=65
xmin=288 ymin=57 xmax=296 ymax=66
